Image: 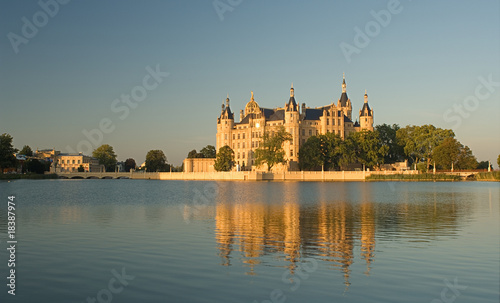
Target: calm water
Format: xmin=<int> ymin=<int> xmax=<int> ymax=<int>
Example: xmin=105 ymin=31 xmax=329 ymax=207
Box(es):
xmin=0 ymin=180 xmax=498 ymax=303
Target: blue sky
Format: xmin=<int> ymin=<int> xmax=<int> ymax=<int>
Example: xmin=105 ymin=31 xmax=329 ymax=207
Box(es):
xmin=1 ymin=0 xmax=499 ymax=166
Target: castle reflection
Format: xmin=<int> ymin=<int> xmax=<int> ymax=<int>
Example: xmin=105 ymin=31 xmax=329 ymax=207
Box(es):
xmin=214 ymin=184 xmax=468 ymax=288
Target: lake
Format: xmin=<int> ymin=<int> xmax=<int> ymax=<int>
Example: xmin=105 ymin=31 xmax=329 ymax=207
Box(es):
xmin=0 ymin=180 xmax=498 ymax=303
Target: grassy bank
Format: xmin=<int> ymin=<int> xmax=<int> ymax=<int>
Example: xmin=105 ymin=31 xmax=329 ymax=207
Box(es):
xmin=0 ymin=173 xmax=59 ymax=180
xmin=474 ymin=171 xmax=500 ymax=181
xmin=367 ymin=173 xmax=461 ymax=181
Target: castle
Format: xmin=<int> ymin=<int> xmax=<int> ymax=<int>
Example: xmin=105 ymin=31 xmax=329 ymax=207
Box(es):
xmin=216 ymin=75 xmax=374 ymax=171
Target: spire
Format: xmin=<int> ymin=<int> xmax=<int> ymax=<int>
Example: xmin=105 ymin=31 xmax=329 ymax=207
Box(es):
xmin=342 ymin=73 xmax=346 ymax=93
xmin=226 ymin=94 xmax=230 ymax=108
xmin=251 ymin=91 xmax=254 ymax=101
xmin=364 ymin=90 xmax=368 ymax=103
xmin=290 ymin=82 xmax=294 ymax=97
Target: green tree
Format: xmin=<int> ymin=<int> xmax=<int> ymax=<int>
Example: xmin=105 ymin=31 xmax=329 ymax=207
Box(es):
xmin=497 ymin=154 xmax=500 ymax=169
xmin=477 ymin=161 xmax=493 ymax=170
xmin=298 ymin=136 xmax=323 ymax=170
xmin=214 ymin=145 xmax=235 ymax=172
xmin=344 ymin=130 xmax=388 ymax=169
xmin=92 ymin=144 xmax=117 ymax=172
xmin=19 ymin=145 xmax=33 ymax=156
xmin=299 ymin=133 xmax=343 ymax=171
xmin=396 ymin=125 xmax=454 ymax=169
xmin=77 ymin=165 xmax=85 ymax=172
xmin=145 ymin=150 xmax=169 ymax=172
xmin=455 ymin=145 xmax=477 ymax=170
xmin=0 ymin=133 xmax=18 ymax=172
xmin=200 ymin=145 xmax=216 ymax=158
xmin=376 ymin=123 xmax=404 ymax=163
xmin=124 ymin=158 xmax=136 ymax=172
xmin=24 ymin=159 xmax=48 ymax=174
xmin=187 ymin=149 xmax=198 ymax=158
xmin=254 ymin=126 xmax=292 ymax=171
xmin=432 ymin=138 xmax=477 ymax=170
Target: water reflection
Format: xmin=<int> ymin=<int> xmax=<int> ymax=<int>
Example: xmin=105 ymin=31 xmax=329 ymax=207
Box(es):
xmin=214 ymin=183 xmax=473 ymax=288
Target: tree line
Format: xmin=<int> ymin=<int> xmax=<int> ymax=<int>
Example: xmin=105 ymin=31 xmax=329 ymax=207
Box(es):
xmin=211 ymin=124 xmax=498 ymax=172
xmin=0 ymin=133 xmax=179 ymax=174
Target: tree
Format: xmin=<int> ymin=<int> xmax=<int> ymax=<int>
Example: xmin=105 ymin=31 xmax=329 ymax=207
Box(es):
xmin=145 ymin=150 xmax=169 ymax=172
xmin=19 ymin=145 xmax=33 ymax=156
xmin=214 ymin=145 xmax=235 ymax=172
xmin=455 ymin=145 xmax=477 ymax=170
xmin=92 ymin=144 xmax=117 ymax=172
xmin=200 ymin=145 xmax=216 ymax=158
xmin=254 ymin=126 xmax=292 ymax=171
xmin=187 ymin=149 xmax=198 ymax=158
xmin=432 ymin=138 xmax=477 ymax=170
xmin=124 ymin=158 xmax=136 ymax=172
xmin=343 ymin=130 xmax=388 ymax=169
xmin=24 ymin=159 xmax=48 ymax=174
xmin=77 ymin=165 xmax=85 ymax=172
xmin=299 ymin=133 xmax=343 ymax=171
xmin=477 ymin=161 xmax=493 ymax=170
xmin=0 ymin=133 xmax=18 ymax=172
xmin=376 ymin=123 xmax=404 ymax=163
xmin=498 ymin=154 xmax=500 ymax=169
xmin=396 ymin=125 xmax=454 ymax=169
xmin=299 ymin=136 xmax=323 ymax=170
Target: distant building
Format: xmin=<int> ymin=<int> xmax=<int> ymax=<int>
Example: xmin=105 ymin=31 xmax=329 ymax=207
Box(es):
xmin=184 ymin=158 xmax=215 ymax=172
xmin=216 ymin=75 xmax=374 ymax=171
xmin=34 ymin=148 xmax=60 ymax=160
xmin=53 ymin=153 xmax=104 ymax=172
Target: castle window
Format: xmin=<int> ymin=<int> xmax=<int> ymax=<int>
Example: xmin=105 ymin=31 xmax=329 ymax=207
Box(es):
xmin=242 ymin=142 xmax=245 ymax=148
xmin=242 ymin=152 xmax=245 ymax=158
xmin=233 ymin=134 xmax=235 ymax=140
xmin=225 ymin=134 xmax=228 ymax=140
xmin=309 ymin=130 xmax=312 ymax=136
xmin=237 ymin=134 xmax=240 ymax=140
xmin=302 ymin=129 xmax=305 ymax=136
xmin=242 ymin=133 xmax=245 ymax=139
xmin=237 ymin=143 xmax=240 ymax=149
xmin=237 ymin=153 xmax=240 ymax=159
xmin=332 ymin=119 xmax=335 ymax=126
xmin=327 ymin=119 xmax=329 ymax=125
xmin=290 ymin=150 xmax=293 ymax=157
xmin=232 ymin=143 xmax=235 ymax=149
xmin=252 ymin=142 xmax=255 ymax=148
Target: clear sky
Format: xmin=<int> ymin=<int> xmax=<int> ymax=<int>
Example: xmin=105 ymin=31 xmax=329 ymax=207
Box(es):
xmin=1 ymin=0 xmax=499 ymax=167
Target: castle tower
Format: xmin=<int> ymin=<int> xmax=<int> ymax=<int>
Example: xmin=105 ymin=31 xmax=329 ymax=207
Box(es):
xmin=359 ymin=90 xmax=374 ymax=131
xmin=216 ymin=94 xmax=234 ymax=151
xmin=338 ymin=73 xmax=352 ymax=120
xmin=285 ymin=83 xmax=300 ymax=166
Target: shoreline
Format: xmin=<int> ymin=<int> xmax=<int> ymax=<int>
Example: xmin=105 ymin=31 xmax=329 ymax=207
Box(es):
xmin=2 ymin=171 xmax=498 ymax=182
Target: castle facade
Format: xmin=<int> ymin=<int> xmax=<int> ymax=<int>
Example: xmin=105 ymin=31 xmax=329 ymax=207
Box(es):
xmin=216 ymin=76 xmax=374 ymax=171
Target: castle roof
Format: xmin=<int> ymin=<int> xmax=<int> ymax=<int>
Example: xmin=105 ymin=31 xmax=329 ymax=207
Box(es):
xmin=286 ymin=96 xmax=298 ymax=111
xmin=304 ymin=108 xmax=323 ymax=120
xmin=221 ymin=106 xmax=233 ymax=119
xmin=268 ymin=109 xmax=285 ymax=121
xmin=360 ymin=103 xmax=372 ymax=117
xmin=339 ymin=92 xmax=349 ymax=107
